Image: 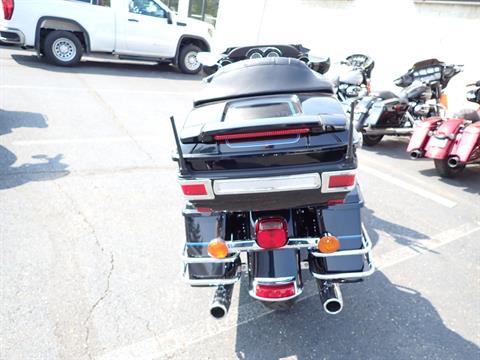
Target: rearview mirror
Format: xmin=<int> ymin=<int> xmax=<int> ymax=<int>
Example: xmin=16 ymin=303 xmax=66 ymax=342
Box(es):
xmin=167 ymin=11 xmax=173 ymax=24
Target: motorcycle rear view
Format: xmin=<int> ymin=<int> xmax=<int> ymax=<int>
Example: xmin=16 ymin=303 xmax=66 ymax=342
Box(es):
xmin=171 ymin=58 xmax=375 ymax=318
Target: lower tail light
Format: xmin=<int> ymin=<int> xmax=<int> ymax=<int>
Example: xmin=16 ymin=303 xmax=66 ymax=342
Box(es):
xmin=255 ymin=283 xmax=296 ymax=299
xmin=179 ymin=180 xmax=214 ymax=200
xmin=321 ymin=171 xmax=357 ymax=193
xmin=2 ymin=0 xmax=14 ymax=20
xmin=327 ymin=199 xmax=345 ymax=206
xmin=255 ymin=217 xmax=288 ymax=249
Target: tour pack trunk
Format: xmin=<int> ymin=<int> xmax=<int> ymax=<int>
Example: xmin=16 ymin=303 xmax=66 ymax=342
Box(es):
xmin=172 ymin=60 xmax=357 ymax=212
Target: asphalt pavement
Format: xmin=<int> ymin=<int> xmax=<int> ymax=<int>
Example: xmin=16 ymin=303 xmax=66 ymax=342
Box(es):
xmin=1 ymin=46 xmax=479 ymax=360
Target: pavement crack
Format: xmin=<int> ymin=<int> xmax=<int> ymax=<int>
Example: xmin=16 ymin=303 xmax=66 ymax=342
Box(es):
xmin=84 ymin=252 xmax=115 ymax=360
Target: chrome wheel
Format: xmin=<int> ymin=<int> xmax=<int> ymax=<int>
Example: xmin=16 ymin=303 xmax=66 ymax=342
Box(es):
xmin=52 ymin=38 xmax=77 ymax=62
xmin=184 ymin=51 xmax=200 ymax=72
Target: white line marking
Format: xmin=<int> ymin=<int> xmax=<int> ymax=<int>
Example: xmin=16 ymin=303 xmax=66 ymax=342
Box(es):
xmin=95 ymin=222 xmax=480 ymax=360
xmin=0 ymin=84 xmax=191 ymax=96
xmin=12 ymin=136 xmax=163 ymax=146
xmin=360 ymin=164 xmax=457 ymax=208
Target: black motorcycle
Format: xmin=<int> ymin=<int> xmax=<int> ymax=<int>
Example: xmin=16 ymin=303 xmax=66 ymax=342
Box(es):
xmin=330 ymin=54 xmax=374 ymax=104
xmin=198 ymin=44 xmax=331 ymax=76
xmin=171 ymin=58 xmax=374 ymax=318
xmin=354 ymin=59 xmax=462 ymax=146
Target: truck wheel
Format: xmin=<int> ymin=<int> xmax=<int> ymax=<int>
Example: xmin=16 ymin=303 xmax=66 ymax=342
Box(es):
xmin=434 ymin=159 xmax=465 ymax=178
xmin=44 ymin=30 xmax=83 ymax=66
xmin=261 ymin=299 xmax=296 ymax=311
xmin=362 ymin=134 xmax=384 ymax=146
xmin=178 ymin=44 xmax=202 ymax=74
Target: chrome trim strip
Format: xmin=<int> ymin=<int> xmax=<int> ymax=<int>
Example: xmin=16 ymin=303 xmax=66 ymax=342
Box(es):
xmin=213 ymin=173 xmax=321 ymax=195
xmin=181 ymin=263 xmax=241 ymax=286
xmin=311 ymin=224 xmax=376 ymax=280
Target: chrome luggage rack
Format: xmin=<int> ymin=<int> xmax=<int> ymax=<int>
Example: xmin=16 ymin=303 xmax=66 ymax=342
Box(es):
xmin=181 ymin=224 xmax=375 ymax=285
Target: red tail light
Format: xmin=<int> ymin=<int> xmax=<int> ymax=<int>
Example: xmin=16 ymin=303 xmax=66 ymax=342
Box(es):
xmin=2 ymin=0 xmax=14 ymax=20
xmin=213 ymin=128 xmax=310 ymax=141
xmin=321 ymin=171 xmax=357 ymax=193
xmin=255 ymin=217 xmax=288 ymax=249
xmin=255 ymin=283 xmax=296 ymax=299
xmin=179 ymin=180 xmax=214 ymax=200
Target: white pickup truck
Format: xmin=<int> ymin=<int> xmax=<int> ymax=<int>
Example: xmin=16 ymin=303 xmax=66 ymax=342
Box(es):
xmin=0 ymin=0 xmax=214 ymax=73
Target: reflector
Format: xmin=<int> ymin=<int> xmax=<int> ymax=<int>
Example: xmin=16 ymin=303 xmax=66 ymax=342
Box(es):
xmin=329 ymin=175 xmax=356 ymax=188
xmin=255 ymin=283 xmax=296 ymax=299
xmin=181 ymin=184 xmax=207 ymax=196
xmin=255 ymin=217 xmax=288 ymax=249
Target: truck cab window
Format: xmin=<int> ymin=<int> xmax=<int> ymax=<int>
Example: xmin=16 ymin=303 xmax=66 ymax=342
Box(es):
xmin=129 ymin=0 xmax=167 ymax=18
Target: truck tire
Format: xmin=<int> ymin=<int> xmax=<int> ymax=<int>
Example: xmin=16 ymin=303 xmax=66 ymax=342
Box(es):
xmin=178 ymin=44 xmax=202 ymax=74
xmin=43 ymin=30 xmax=83 ymax=66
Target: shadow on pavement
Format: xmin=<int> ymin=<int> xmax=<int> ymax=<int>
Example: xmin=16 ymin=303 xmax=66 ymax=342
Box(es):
xmin=0 ymin=109 xmax=69 ymax=190
xmin=419 ymin=166 xmax=480 ymax=195
xmin=361 ymin=137 xmax=411 ymax=160
xmin=362 ymin=207 xmax=431 ymax=252
xmin=234 ymin=271 xmax=479 ymax=360
xmin=10 ymin=52 xmax=202 ymax=81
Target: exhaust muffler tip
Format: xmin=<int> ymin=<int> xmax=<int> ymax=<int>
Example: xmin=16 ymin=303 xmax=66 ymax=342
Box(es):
xmin=209 ymin=284 xmax=234 ymax=319
xmin=410 ymin=149 xmax=424 ymax=159
xmin=317 ymin=281 xmax=343 ymax=315
xmin=210 ymin=303 xmax=228 ymax=319
xmin=448 ymin=156 xmax=460 ymax=168
xmin=323 ymin=298 xmax=343 ymax=315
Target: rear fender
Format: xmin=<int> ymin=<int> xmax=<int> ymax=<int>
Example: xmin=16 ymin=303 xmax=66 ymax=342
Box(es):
xmin=407 ymin=117 xmax=442 ymax=152
xmin=425 ymin=118 xmax=464 ymax=159
xmin=248 ymin=249 xmax=302 ymax=300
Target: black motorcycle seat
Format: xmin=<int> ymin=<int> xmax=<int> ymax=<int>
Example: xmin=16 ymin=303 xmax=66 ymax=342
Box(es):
xmin=454 ymin=109 xmax=480 ymax=123
xmin=373 ymin=90 xmax=399 ymax=100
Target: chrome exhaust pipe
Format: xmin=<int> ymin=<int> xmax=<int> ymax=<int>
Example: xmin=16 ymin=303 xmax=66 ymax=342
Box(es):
xmin=410 ymin=149 xmax=424 ymax=159
xmin=210 ymin=284 xmax=234 ymax=319
xmin=448 ymin=156 xmax=460 ymax=168
xmin=317 ymin=281 xmax=343 ymax=315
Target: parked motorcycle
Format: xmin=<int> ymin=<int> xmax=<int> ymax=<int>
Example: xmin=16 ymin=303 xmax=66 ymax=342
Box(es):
xmin=407 ymin=81 xmax=480 ymax=177
xmin=329 ymin=54 xmax=374 ymax=104
xmin=171 ymin=58 xmax=374 ymax=318
xmin=197 ymin=44 xmax=330 ymax=76
xmin=354 ymin=59 xmax=462 ymax=146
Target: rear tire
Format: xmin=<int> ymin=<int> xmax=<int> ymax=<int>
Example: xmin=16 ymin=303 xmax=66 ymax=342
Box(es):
xmin=434 ymin=159 xmax=465 ymax=178
xmin=261 ymin=299 xmax=296 ymax=311
xmin=43 ymin=30 xmax=83 ymax=66
xmin=362 ymin=134 xmax=384 ymax=146
xmin=178 ymin=44 xmax=202 ymax=74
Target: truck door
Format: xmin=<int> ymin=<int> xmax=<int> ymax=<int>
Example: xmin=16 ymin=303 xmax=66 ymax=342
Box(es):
xmin=116 ymin=0 xmax=177 ymax=57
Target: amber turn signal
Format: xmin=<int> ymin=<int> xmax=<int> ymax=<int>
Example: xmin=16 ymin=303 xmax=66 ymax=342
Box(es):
xmin=318 ymin=235 xmax=340 ymax=253
xmin=439 ymin=94 xmax=448 ymax=109
xmin=208 ymin=238 xmax=229 ymax=259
